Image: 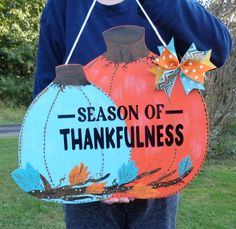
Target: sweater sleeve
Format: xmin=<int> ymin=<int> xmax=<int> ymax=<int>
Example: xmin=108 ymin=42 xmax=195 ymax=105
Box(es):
xmin=140 ymin=0 xmax=233 ymax=67
xmin=33 ymin=0 xmax=66 ymax=97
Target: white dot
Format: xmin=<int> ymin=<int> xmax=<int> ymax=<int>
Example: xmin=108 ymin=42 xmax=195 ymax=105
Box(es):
xmin=184 ymin=69 xmax=189 ymax=73
xmin=165 ymin=65 xmax=168 ymax=68
xmin=156 ymin=58 xmax=159 ymax=62
xmin=170 ymin=62 xmax=174 ymax=67
xmin=192 ymin=69 xmax=196 ymax=73
xmin=189 ymin=62 xmax=193 ymax=66
xmin=163 ymin=56 xmax=166 ymax=60
xmin=195 ymin=76 xmax=199 ymax=79
xmin=200 ymin=65 xmax=204 ymax=69
xmin=169 ymin=54 xmax=173 ymax=59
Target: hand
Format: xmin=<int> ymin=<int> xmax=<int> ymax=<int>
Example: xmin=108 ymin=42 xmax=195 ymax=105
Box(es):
xmin=103 ymin=197 xmax=135 ymax=205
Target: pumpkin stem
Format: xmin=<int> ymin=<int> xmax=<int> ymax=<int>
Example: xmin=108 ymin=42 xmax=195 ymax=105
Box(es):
xmin=54 ymin=64 xmax=91 ymax=86
xmin=103 ymin=25 xmax=149 ymax=64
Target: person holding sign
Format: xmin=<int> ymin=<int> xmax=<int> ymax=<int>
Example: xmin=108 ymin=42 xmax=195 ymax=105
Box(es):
xmin=34 ymin=0 xmax=232 ymax=228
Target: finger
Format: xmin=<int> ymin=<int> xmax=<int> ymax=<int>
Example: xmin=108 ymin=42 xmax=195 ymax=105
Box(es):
xmin=118 ymin=197 xmax=130 ymax=203
xmin=103 ymin=197 xmax=119 ymax=205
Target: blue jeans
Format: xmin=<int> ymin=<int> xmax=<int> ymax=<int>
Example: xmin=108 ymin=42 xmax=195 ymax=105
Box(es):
xmin=64 ymin=194 xmax=179 ymax=229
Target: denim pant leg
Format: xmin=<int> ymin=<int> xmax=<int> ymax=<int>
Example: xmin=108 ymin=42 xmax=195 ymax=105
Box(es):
xmin=125 ymin=194 xmax=179 ymax=229
xmin=64 ymin=202 xmax=126 ymax=229
xmin=64 ymin=194 xmax=179 ymax=229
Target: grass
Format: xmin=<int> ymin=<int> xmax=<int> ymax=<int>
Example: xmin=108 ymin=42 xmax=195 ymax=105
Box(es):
xmin=0 ymin=137 xmax=235 ymax=229
xmin=0 ymin=104 xmax=26 ymax=125
xmin=177 ymin=160 xmax=236 ymax=229
xmin=0 ymin=137 xmax=64 ymax=229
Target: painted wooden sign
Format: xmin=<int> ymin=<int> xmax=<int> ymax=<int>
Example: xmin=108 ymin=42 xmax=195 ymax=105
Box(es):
xmin=12 ymin=26 xmax=215 ymax=203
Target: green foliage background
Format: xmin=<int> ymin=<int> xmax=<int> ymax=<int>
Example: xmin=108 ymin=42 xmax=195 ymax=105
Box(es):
xmin=0 ymin=0 xmax=45 ymax=106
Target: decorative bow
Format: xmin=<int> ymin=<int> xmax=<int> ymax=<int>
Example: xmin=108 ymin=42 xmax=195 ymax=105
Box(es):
xmin=150 ymin=38 xmax=216 ymax=97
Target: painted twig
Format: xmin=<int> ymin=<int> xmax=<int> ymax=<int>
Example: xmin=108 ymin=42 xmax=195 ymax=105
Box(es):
xmin=29 ymin=167 xmax=193 ymax=201
xmin=29 ymin=167 xmax=162 ymax=199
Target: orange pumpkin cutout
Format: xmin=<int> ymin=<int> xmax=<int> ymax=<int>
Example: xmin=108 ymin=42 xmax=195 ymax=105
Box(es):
xmin=85 ymin=26 xmax=208 ymax=199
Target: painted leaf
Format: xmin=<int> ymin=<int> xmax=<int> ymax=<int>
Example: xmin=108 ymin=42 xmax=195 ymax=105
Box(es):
xmin=118 ymin=160 xmax=138 ymax=185
xmin=69 ymin=163 xmax=91 ymax=186
xmin=40 ymin=174 xmax=51 ymax=190
xmin=85 ymin=182 xmax=106 ymax=194
xmin=11 ymin=163 xmax=44 ymax=192
xmin=128 ymin=183 xmax=158 ymax=199
xmin=178 ymin=155 xmax=192 ymax=177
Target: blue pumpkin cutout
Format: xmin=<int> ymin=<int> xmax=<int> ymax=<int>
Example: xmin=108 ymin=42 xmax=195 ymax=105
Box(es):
xmin=12 ymin=64 xmax=132 ymax=204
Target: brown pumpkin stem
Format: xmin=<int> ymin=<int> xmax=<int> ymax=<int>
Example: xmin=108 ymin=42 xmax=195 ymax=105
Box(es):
xmin=103 ymin=25 xmax=149 ymax=64
xmin=54 ymin=64 xmax=91 ymax=86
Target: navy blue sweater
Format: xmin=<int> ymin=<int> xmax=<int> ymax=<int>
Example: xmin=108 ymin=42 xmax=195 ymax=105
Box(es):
xmin=34 ymin=0 xmax=232 ymax=96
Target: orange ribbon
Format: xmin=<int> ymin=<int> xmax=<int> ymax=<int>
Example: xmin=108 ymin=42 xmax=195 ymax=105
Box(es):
xmin=153 ymin=47 xmax=216 ymax=85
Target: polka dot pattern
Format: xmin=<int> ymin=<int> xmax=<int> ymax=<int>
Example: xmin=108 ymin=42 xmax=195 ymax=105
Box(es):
xmin=180 ymin=73 xmax=205 ymax=95
xmin=152 ymin=45 xmax=216 ymax=95
xmin=154 ymin=48 xmax=179 ymax=70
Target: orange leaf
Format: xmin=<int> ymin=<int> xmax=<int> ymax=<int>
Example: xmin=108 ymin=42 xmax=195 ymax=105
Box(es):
xmin=128 ymin=183 xmax=158 ymax=199
xmin=85 ymin=182 xmax=107 ymax=194
xmin=69 ymin=163 xmax=90 ymax=186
